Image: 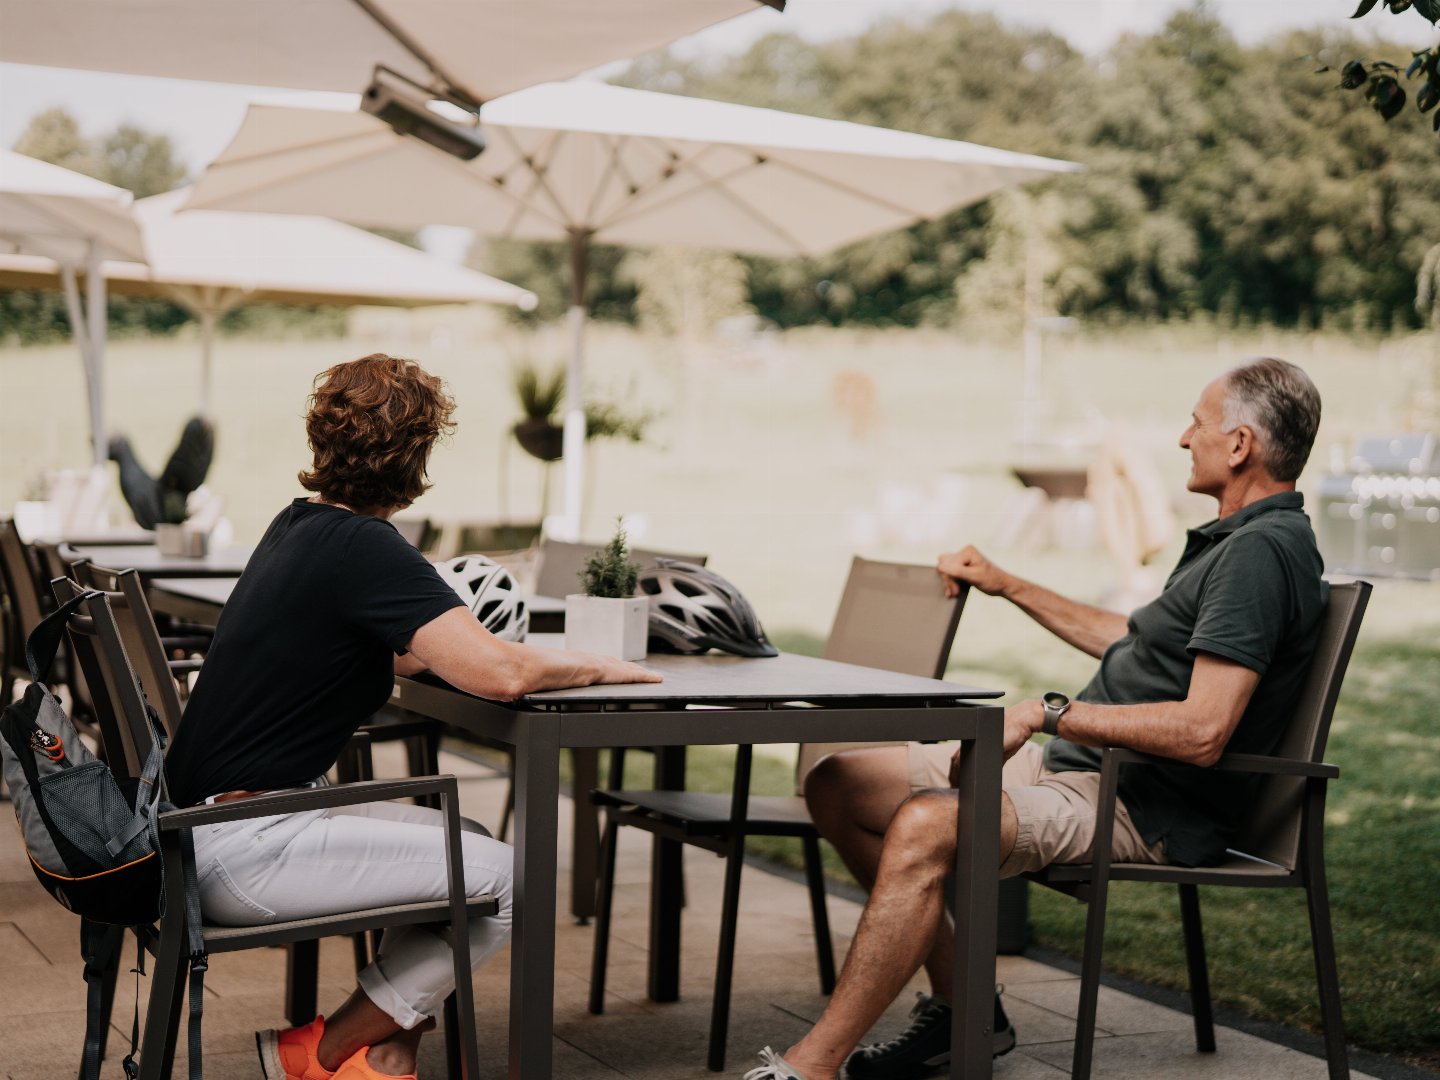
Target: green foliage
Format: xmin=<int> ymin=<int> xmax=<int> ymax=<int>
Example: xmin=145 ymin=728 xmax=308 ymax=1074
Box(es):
xmin=1337 ymin=0 xmax=1440 ymax=130
xmin=512 ymin=361 xmax=567 ymax=420
xmin=579 ymin=519 xmax=640 ymax=598
xmin=510 ymin=360 xmax=651 ymax=442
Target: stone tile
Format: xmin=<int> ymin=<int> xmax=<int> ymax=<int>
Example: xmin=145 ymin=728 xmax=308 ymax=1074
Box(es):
xmin=1006 ymin=978 xmax=1196 ymax=1036
xmin=1022 ymin=1028 xmax=1382 ymax=1080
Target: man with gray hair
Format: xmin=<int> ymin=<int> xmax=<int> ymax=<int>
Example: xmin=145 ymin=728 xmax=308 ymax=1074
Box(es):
xmin=745 ymin=358 xmax=1327 ymax=1080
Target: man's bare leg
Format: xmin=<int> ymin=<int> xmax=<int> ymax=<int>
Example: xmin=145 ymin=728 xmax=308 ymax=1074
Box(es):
xmin=805 ymin=748 xmax=956 ymax=997
xmin=780 ymin=787 xmax=1020 ymax=1080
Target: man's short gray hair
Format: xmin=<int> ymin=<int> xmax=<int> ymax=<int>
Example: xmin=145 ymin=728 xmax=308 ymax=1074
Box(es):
xmin=1220 ymin=358 xmax=1322 ymax=483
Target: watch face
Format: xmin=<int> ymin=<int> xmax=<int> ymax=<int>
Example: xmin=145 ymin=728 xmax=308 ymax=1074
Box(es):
xmin=1043 ymin=691 xmax=1069 ymax=709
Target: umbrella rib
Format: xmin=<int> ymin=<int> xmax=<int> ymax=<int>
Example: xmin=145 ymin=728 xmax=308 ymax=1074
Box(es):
xmin=490 ymin=126 xmax=578 ymax=234
xmin=603 ymin=149 xmax=809 ymax=253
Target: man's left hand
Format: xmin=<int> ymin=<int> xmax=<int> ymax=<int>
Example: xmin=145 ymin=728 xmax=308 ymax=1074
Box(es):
xmin=949 ymin=700 xmax=1043 ymax=785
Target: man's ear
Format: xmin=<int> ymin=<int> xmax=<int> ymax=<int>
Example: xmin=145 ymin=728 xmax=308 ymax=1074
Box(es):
xmin=1228 ymin=425 xmax=1255 ymax=468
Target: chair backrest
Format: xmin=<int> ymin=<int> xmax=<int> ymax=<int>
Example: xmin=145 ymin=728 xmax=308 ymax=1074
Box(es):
xmin=391 ymin=517 xmax=438 ymax=552
xmin=1232 ymin=578 xmax=1371 ymax=869
xmin=795 ymin=556 xmax=968 ymax=788
xmin=51 ymin=578 xmax=156 ymax=784
xmin=71 ymin=562 xmax=187 ymax=740
xmin=0 ymin=519 xmax=47 ymax=643
xmin=532 ymin=538 xmax=710 ymax=599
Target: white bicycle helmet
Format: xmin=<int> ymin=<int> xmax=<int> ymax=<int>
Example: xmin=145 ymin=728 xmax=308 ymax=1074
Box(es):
xmin=638 ymin=559 xmax=777 ymax=658
xmin=436 ymin=555 xmax=529 ymax=641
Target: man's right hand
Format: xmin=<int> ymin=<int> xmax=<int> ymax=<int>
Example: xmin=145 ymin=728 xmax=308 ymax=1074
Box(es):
xmin=937 ymin=545 xmax=1009 ymax=598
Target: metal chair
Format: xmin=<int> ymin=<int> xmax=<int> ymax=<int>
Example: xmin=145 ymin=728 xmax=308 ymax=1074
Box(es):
xmin=54 ymin=580 xmax=493 ymax=1080
xmin=588 ymin=556 xmax=966 ymax=1071
xmin=1024 ymin=578 xmax=1371 ymax=1080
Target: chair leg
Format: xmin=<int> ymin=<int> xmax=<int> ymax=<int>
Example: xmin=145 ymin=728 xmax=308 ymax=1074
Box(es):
xmin=1304 ymin=860 xmax=1350 ymax=1079
xmin=1178 ymin=884 xmax=1216 ymax=1052
xmin=1070 ymin=875 xmax=1112 ymax=1080
xmin=442 ymin=993 xmax=461 ymax=1080
xmin=588 ymin=811 xmax=622 ymax=1014
xmin=286 ymin=941 xmax=320 ymax=1027
xmin=801 ymin=835 xmax=836 ymax=994
xmin=139 ymin=912 xmax=189 ymax=1080
xmin=707 ymin=836 xmax=748 ymax=1073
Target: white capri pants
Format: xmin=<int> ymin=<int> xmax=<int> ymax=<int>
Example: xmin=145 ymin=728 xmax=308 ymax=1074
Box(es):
xmin=192 ymin=796 xmax=514 ymax=1029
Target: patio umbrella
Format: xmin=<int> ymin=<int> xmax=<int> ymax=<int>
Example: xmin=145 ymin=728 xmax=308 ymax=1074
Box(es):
xmin=0 ymin=187 xmax=537 ymax=411
xmin=186 ymin=81 xmax=1082 ymax=532
xmin=0 ymin=150 xmax=147 ymax=465
xmin=0 ymin=0 xmax=782 ymax=105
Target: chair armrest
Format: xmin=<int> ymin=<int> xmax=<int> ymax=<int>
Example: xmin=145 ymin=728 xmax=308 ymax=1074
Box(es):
xmin=159 ymin=774 xmax=459 ymax=830
xmin=166 ymin=659 xmax=204 ymax=675
xmin=1101 ymin=746 xmax=1337 ymax=779
xmin=1210 ymin=752 xmax=1338 ymax=779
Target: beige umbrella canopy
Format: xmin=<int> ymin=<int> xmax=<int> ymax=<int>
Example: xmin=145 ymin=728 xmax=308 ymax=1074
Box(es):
xmin=0 ymin=187 xmax=538 ymax=411
xmin=0 ymin=149 xmax=147 ymax=464
xmin=0 ymin=0 xmax=782 ymax=105
xmin=187 ymin=81 xmax=1082 ymax=533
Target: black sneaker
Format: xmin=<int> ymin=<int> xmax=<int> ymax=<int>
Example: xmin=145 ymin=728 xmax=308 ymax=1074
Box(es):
xmin=844 ymin=988 xmax=1016 ymax=1079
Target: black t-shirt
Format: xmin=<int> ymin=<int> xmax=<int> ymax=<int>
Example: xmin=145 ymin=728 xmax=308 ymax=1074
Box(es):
xmin=166 ymin=499 xmax=464 ymax=807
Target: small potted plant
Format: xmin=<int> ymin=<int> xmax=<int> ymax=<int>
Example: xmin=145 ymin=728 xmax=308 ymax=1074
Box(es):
xmin=564 ymin=519 xmax=648 ymax=660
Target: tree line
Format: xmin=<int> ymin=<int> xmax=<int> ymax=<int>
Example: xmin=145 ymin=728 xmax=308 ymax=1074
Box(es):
xmin=494 ymin=5 xmax=1440 ymax=334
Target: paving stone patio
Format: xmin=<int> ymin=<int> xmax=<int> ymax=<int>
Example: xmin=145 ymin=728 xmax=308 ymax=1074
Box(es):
xmin=0 ymin=743 xmax=1379 ymax=1080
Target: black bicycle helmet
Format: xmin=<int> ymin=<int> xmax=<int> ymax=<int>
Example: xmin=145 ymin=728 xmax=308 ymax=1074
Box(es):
xmin=638 ymin=559 xmax=778 ymax=658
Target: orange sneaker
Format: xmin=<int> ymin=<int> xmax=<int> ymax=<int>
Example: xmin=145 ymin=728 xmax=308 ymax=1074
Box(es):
xmin=330 ymin=1046 xmax=417 ymax=1080
xmin=256 ymin=1015 xmax=334 ymax=1080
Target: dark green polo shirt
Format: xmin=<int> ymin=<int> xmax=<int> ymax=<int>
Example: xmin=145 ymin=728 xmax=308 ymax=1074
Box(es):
xmin=1044 ymin=491 xmax=1327 ymax=866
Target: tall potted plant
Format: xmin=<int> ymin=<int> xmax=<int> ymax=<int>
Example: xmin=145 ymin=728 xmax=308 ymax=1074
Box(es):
xmin=511 ymin=361 xmax=652 ymax=463
xmin=564 ymin=519 xmax=648 ymax=660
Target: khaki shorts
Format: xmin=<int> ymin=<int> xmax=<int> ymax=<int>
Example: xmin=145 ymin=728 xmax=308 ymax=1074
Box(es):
xmin=907 ymin=741 xmax=1167 ymax=877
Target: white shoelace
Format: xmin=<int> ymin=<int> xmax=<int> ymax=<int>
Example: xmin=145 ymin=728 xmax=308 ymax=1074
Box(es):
xmin=743 ymin=1046 xmax=803 ymax=1080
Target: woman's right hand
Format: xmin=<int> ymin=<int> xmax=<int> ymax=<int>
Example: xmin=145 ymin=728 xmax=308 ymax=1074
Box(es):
xmin=595 ymin=657 xmax=663 ymax=685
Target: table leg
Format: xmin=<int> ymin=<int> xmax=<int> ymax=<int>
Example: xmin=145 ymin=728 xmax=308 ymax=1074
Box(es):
xmin=570 ymin=747 xmax=599 ymax=923
xmin=950 ymin=705 xmax=1003 ymax=1080
xmin=511 ymin=712 xmax=560 ymax=1079
xmin=647 ymin=745 xmax=686 ymax=1002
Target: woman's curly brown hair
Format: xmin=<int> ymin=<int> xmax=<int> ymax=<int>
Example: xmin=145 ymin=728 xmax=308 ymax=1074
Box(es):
xmin=298 ymin=354 xmax=456 ymax=511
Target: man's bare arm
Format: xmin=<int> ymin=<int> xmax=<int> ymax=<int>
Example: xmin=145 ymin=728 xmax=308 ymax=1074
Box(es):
xmin=1007 ymin=652 xmax=1262 ymax=767
xmin=936 ymin=545 xmax=1129 ymax=659
xmin=405 ymin=607 xmax=661 ymax=701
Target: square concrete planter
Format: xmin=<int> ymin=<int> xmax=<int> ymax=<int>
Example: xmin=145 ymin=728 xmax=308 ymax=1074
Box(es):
xmin=564 ymin=594 xmax=648 ymax=660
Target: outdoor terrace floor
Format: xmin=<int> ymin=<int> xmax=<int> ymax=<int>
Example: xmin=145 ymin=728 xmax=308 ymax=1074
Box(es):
xmin=0 ymin=742 xmax=1389 ymax=1080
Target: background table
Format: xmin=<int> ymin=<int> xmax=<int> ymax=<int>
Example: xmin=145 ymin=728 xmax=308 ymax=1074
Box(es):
xmin=394 ymin=649 xmax=1004 ymax=1080
xmin=64 ymin=542 xmax=252 ymax=578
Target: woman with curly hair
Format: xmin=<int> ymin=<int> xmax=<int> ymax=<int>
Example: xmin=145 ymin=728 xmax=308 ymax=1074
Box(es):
xmin=165 ymin=354 xmax=659 ymax=1080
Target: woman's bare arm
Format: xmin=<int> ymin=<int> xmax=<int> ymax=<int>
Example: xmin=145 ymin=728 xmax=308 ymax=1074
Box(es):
xmin=404 ymin=607 xmax=661 ymax=700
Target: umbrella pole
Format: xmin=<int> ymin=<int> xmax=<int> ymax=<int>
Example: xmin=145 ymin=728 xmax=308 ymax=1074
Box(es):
xmin=560 ymin=229 xmax=592 ymax=539
xmin=60 ymin=259 xmax=102 ymax=466
xmin=198 ymin=309 xmax=218 ymax=415
xmin=85 ymin=247 xmax=107 ymax=466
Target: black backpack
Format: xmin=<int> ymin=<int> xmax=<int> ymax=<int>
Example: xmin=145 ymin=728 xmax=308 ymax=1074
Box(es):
xmin=1 ymin=590 xmax=207 ymax=1080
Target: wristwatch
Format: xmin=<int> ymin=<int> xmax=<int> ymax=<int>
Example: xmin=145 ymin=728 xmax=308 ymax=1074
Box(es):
xmin=1041 ymin=691 xmax=1071 ymax=736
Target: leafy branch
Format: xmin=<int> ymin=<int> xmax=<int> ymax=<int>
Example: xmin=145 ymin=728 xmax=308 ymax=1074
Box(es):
xmin=1326 ymin=0 xmax=1440 ymax=130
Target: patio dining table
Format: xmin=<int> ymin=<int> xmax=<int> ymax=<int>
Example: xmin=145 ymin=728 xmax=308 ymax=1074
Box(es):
xmin=392 ymin=642 xmax=1005 ymax=1080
